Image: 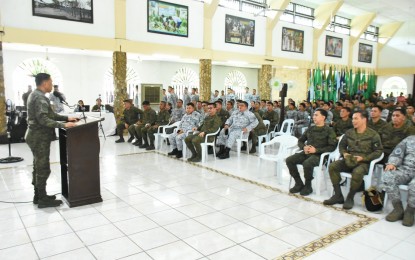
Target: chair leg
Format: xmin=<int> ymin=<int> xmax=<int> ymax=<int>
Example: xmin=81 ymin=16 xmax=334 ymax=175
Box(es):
xmin=201 ymin=144 xmax=206 ymax=162
xmin=246 ymin=141 xmax=249 ymax=155
xmin=314 ymin=167 xmax=321 ymax=196
xmin=237 ymin=141 xmax=241 ymax=157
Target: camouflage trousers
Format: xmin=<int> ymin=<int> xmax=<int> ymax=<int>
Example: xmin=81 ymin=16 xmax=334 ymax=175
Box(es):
xmin=286 ymin=153 xmax=320 ymax=180
xmin=217 ymin=128 xmax=245 ymax=149
xmin=26 ymin=132 xmax=52 ymax=190
xmin=133 ymin=124 xmax=146 ymax=140
xmin=184 ymin=134 xmax=205 ymax=153
xmin=328 ymin=159 xmax=369 ymax=190
xmin=141 ymin=126 xmax=156 ymax=145
xmin=116 ymin=123 xmax=136 ymax=139
xmin=169 ymin=131 xmax=189 ymax=150
xmin=383 ymin=168 xmax=415 ymax=207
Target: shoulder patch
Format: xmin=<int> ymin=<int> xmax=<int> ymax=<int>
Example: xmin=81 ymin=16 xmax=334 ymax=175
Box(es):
xmin=394 ymin=147 xmax=402 ymax=155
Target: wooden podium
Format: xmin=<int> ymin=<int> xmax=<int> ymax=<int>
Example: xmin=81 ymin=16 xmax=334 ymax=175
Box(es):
xmin=59 ymin=117 xmax=103 ymax=207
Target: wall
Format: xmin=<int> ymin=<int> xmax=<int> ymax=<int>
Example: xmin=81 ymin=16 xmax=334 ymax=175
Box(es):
xmin=0 ymin=0 xmax=115 ymax=38
xmin=126 ymin=0 xmax=204 ymax=48
xmin=317 ymin=31 xmax=350 ymax=66
xmin=377 ymin=74 xmax=414 ymax=95
xmin=271 ymin=69 xmax=308 ymax=102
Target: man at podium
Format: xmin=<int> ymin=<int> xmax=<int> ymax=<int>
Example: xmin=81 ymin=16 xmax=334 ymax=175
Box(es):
xmin=26 ymin=73 xmax=79 ymax=208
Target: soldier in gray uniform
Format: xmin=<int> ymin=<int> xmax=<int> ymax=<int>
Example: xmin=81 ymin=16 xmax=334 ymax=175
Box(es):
xmin=216 ymin=101 xmax=258 ymax=159
xmin=199 ymin=101 xmax=209 ymax=125
xmin=168 ymin=103 xmax=201 ymax=158
xmin=286 ymin=109 xmax=337 ymax=196
xmin=143 ymin=101 xmax=170 ymax=150
xmin=323 ymin=102 xmax=334 ymax=126
xmin=170 ymin=99 xmax=185 ymax=123
xmin=285 ymin=102 xmax=298 ymax=120
xmin=383 ymin=135 xmax=415 ymax=227
xmin=244 ymin=87 xmax=253 ymax=108
xmin=183 ymin=87 xmax=191 ymax=107
xmin=324 ymin=110 xmax=383 ymax=209
xmin=116 ymin=99 xmax=143 ymax=143
xmin=210 ymin=90 xmax=220 ymax=103
xmin=225 ymin=88 xmax=236 ymax=108
xmin=26 ymin=73 xmax=78 ymax=208
xmin=251 ymin=89 xmax=259 ymax=103
xmin=333 ymin=107 xmax=353 ymax=138
xmin=167 ymin=86 xmax=178 ymax=109
xmin=185 ymin=103 xmax=222 ymax=162
xmin=294 ymin=103 xmax=310 ymax=137
xmin=135 ymin=101 xmax=157 ymax=148
xmin=190 ymin=88 xmax=199 ymax=104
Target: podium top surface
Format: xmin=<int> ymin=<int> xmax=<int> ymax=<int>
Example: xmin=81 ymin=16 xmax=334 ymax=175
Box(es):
xmin=60 ymin=117 xmax=104 ymax=130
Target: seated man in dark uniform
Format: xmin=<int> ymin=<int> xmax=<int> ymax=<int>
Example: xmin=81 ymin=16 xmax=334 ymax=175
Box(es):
xmin=115 ymin=99 xmax=143 ymax=143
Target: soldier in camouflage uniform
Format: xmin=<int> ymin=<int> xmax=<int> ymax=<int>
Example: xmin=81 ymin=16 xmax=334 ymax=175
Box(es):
xmin=333 ymin=107 xmax=353 ymax=138
xmin=248 ymin=112 xmax=267 ymax=154
xmin=167 ymin=86 xmax=178 ymax=109
xmin=244 ymin=87 xmax=253 ymax=108
xmin=225 ymin=88 xmax=236 ymax=108
xmin=382 ymin=135 xmax=415 ymax=227
xmin=199 ymin=101 xmax=209 ymax=125
xmin=26 ymin=73 xmax=78 ymax=208
xmin=293 ymin=103 xmax=310 ymax=137
xmin=183 ymin=87 xmax=191 ymax=107
xmin=324 ymin=110 xmax=383 ymax=209
xmin=286 ymin=109 xmax=337 ymax=196
xmin=168 ymin=103 xmax=201 ymax=158
xmin=262 ymin=101 xmax=279 ymax=133
xmin=170 ymin=99 xmax=185 ymax=123
xmin=285 ymin=102 xmax=297 ymax=120
xmin=185 ymin=103 xmax=222 ymax=162
xmin=116 ymin=99 xmax=143 ymax=143
xmin=216 ymin=101 xmax=258 ymax=159
xmin=135 ymin=101 xmax=157 ymax=148
xmin=190 ymin=88 xmax=199 ymax=104
xmin=322 ymin=102 xmax=333 ymax=126
xmin=215 ymin=101 xmax=230 ymax=127
xmin=142 ymin=101 xmax=170 ymax=150
xmin=368 ymin=105 xmax=392 ymax=145
xmin=251 ymin=89 xmax=259 ymax=103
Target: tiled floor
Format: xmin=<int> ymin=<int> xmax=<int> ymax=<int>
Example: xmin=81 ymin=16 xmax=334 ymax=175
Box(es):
xmin=0 ymin=136 xmax=414 ymax=259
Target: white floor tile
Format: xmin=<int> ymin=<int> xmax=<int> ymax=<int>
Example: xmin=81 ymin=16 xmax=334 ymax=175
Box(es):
xmin=129 ymin=227 xmax=179 ymax=250
xmin=132 ymin=200 xmax=171 ymax=215
xmin=0 ymin=217 xmax=24 ymax=233
xmin=348 ymin=228 xmax=401 ymax=251
xmin=0 ymin=243 xmax=38 ymax=260
xmin=184 ymin=230 xmax=236 ymax=256
xmin=221 ymin=205 xmax=262 ymax=221
xmin=26 ymin=220 xmax=73 ymax=241
xmin=303 ymin=250 xmax=346 ymax=260
xmin=243 ymin=214 xmax=289 ymax=233
xmin=387 ymin=241 xmax=415 ymax=260
xmin=58 ymin=205 xmax=98 ymax=219
xmin=147 ymin=241 xmax=203 ymax=260
xmin=101 ymin=206 xmax=142 ymax=222
xmin=164 ymin=219 xmax=211 ymax=239
xmin=243 ymin=199 xmax=285 ymax=213
xmin=267 ymin=207 xmax=311 ymax=224
xmin=194 ymin=212 xmax=238 ymax=229
xmin=119 ymin=252 xmax=153 ymax=260
xmin=88 ymin=237 xmax=142 ymax=260
xmin=33 ymin=233 xmax=84 ymax=258
xmin=367 ymin=220 xmax=415 ymax=240
xmin=201 ymin=197 xmax=240 ymax=211
xmin=175 ymin=203 xmax=216 ymax=218
xmin=0 ymin=229 xmax=31 ymax=250
xmin=216 ymin=222 xmax=264 ymax=243
xmin=114 ymin=216 xmax=159 ymax=235
xmin=77 ymin=224 xmax=124 ymax=245
xmin=325 ymin=238 xmax=384 ymax=260
xmin=207 ymin=245 xmax=265 ymax=260
xmin=91 ymin=198 xmax=130 ymax=212
xmin=294 ymin=217 xmax=340 ymax=236
xmin=269 ymin=225 xmax=320 ymax=247
xmin=66 ymin=213 xmax=110 ymax=231
xmin=147 ymin=209 xmax=189 ymax=226
xmin=21 ymin=210 xmax=64 ymax=228
xmin=241 ymin=234 xmax=294 ymax=259
xmin=43 ymin=247 xmax=95 ymax=260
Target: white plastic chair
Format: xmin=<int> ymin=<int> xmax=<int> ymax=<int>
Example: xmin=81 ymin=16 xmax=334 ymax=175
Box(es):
xmin=154 ymin=121 xmax=180 ymax=150
xmin=384 ymin=185 xmax=409 ymax=208
xmin=259 ymin=135 xmax=299 ymax=184
xmin=181 ymin=130 xmax=194 ymax=158
xmin=258 ymin=120 xmax=270 ymax=156
xmin=271 ymin=119 xmax=295 ymax=138
xmin=200 ymin=128 xmax=221 ymax=162
xmin=236 ymin=131 xmax=250 ymax=156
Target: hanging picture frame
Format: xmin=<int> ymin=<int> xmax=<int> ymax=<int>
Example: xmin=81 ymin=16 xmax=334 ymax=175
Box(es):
xmin=225 ymin=14 xmax=255 ymax=47
xmin=358 ymin=43 xmax=373 ymax=63
xmin=281 ymin=27 xmax=304 ymax=53
xmin=325 ymin=35 xmax=343 ymax=58
xmin=32 ymin=0 xmax=93 ymax=24
xmin=147 ymin=0 xmax=189 ymax=37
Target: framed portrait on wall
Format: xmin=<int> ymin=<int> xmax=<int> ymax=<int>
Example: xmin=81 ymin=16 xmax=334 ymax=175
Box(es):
xmin=325 ymin=35 xmax=343 ymax=58
xmin=147 ymin=0 xmax=189 ymax=37
xmin=32 ymin=0 xmax=93 ymax=23
xmin=358 ymin=43 xmax=373 ymax=63
xmin=225 ymin=14 xmax=255 ymax=47
xmin=281 ymin=27 xmax=304 ymax=53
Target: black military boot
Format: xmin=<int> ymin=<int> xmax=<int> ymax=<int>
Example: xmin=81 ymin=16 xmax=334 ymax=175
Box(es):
xmin=187 ymin=145 xmax=197 ymax=162
xmin=37 ymin=188 xmax=62 ymax=208
xmin=323 ymin=185 xmax=344 ymax=205
xmin=343 ymin=189 xmax=357 ymax=210
xmin=191 ymin=145 xmax=202 ymax=162
xmin=133 ymin=138 xmax=142 ymax=146
xmin=403 ymin=206 xmax=415 ymax=227
xmin=127 ymin=136 xmax=134 ymax=143
xmin=33 ymin=188 xmax=56 ymax=205
xmin=207 ymin=146 xmax=214 ymax=154
xmin=146 ymin=140 xmax=155 ymax=150
xmin=300 ymin=179 xmax=313 ymax=196
xmin=240 ymin=144 xmax=247 ymax=151
xmin=139 ymin=139 xmax=149 ymax=149
xmin=386 ymin=200 xmax=404 ymax=222
xmin=115 ymin=137 xmax=125 ymax=143
xmin=168 ymin=148 xmax=178 ymax=156
xmin=250 ymin=139 xmax=257 ymax=153
xmin=216 ymin=145 xmax=225 ymax=157
xmin=176 ymin=150 xmax=183 ymax=158
xmin=289 ymin=177 xmax=304 ymax=194
xmin=219 ymin=147 xmax=231 ymax=159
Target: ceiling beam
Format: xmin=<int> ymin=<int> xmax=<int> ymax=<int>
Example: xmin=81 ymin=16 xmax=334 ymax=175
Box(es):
xmin=348 ymin=12 xmax=376 ymax=65
xmin=265 ymin=0 xmax=291 ymax=56
xmin=204 ymin=0 xmax=220 ymax=19
xmin=203 ymin=0 xmax=220 ymax=51
xmin=378 ymin=21 xmax=404 ymax=51
xmin=114 ymin=0 xmax=126 ymax=40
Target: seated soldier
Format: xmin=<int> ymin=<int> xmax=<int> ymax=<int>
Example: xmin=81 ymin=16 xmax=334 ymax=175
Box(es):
xmin=285 ymin=102 xmax=297 ymax=120
xmin=142 ymin=101 xmax=170 ymax=150
xmin=115 ymin=99 xmax=143 ymax=143
xmin=247 ymin=111 xmax=267 ymax=154
xmin=215 ymin=100 xmax=230 ymax=127
xmin=185 ymin=103 xmax=222 ymax=162
xmin=170 ymin=99 xmax=185 ymax=123
xmin=324 ymin=110 xmax=383 ymax=209
xmin=382 ymin=135 xmax=415 ymax=227
xmin=333 ymin=107 xmax=353 ymax=138
xmin=216 ymin=101 xmax=258 ymax=159
xmin=134 ymin=101 xmax=157 ymax=148
xmin=286 ymin=109 xmax=337 ymax=196
xmin=168 ymin=103 xmax=201 ymax=158
xmin=92 ymin=98 xmax=103 ymax=112
xmin=226 ymin=100 xmax=236 ymax=115
xmin=262 ymin=101 xmax=279 ymax=134
xmin=293 ymin=102 xmax=310 ymax=137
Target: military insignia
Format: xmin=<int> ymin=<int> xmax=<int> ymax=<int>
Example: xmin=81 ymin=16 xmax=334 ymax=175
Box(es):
xmin=394 ymin=148 xmax=402 ymax=155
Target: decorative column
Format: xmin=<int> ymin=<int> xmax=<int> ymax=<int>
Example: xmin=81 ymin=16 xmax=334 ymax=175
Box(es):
xmin=258 ymin=64 xmax=272 ymax=100
xmin=199 ymin=59 xmax=212 ymax=101
xmin=113 ymin=51 xmax=127 ymax=124
xmin=0 ymin=42 xmax=7 ymax=143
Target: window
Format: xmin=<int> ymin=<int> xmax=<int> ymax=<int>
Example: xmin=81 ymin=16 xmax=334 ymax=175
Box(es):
xmin=280 ymin=3 xmax=314 ymax=27
xmin=171 ymin=67 xmax=199 ymax=100
xmin=224 ymin=70 xmax=247 ymax=100
xmin=104 ymin=66 xmax=141 ymax=105
xmin=220 ymin=0 xmax=266 ymax=15
xmin=382 ymin=76 xmax=407 ymax=98
xmin=361 ymin=25 xmax=379 ymax=42
xmin=326 ymin=15 xmax=351 ymax=35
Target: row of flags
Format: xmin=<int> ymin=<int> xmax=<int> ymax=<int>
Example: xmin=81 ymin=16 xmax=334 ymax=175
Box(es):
xmin=308 ymin=65 xmax=377 ymax=102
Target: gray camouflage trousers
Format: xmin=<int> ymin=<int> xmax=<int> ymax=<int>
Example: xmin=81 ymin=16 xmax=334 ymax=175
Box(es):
xmin=169 ymin=131 xmax=188 ymax=151
xmin=383 ymin=168 xmax=415 ymax=207
xmin=216 ymin=128 xmax=245 ymax=148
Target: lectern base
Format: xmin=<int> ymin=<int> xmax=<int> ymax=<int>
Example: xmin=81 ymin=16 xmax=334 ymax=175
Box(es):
xmin=62 ymin=195 xmax=103 ymax=208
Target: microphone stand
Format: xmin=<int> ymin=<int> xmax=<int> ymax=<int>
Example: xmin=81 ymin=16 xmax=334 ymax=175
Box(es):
xmin=81 ymin=107 xmax=87 ymax=123
xmin=0 ymin=108 xmax=24 ymax=164
xmin=98 ymin=104 xmax=106 ymax=140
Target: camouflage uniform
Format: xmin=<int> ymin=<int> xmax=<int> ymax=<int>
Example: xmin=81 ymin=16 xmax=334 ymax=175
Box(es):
xmin=183 ymin=93 xmax=191 ymax=107
xmin=285 ymin=109 xmax=297 ymax=120
xmin=145 ymin=110 xmax=170 ymax=146
xmin=226 ymin=93 xmax=236 ymax=107
xmin=190 ymin=94 xmax=199 ymax=103
xmin=383 ymin=123 xmax=415 ymax=160
xmin=333 ymin=118 xmax=353 ymax=137
xmin=185 ymin=114 xmax=222 ymax=160
xmin=169 ymin=111 xmax=201 ymax=151
xmin=262 ymin=109 xmax=279 ymax=133
xmin=217 ymin=109 xmax=230 ymax=127
xmin=286 ymin=125 xmax=337 ymax=194
xmin=244 ymin=93 xmax=253 ymax=108
xmin=135 ymin=108 xmax=157 ymax=144
xmin=217 ymin=110 xmax=258 ymax=149
xmin=294 ymin=110 xmax=310 ymax=137
xmin=26 ymin=89 xmax=68 ymax=191
xmin=167 ymin=93 xmax=178 ymax=108
xmin=170 ymin=107 xmax=185 ymax=123
xmin=332 ymin=109 xmax=341 ymax=123
xmin=117 ymin=106 xmax=143 ymax=139
xmin=383 ymin=135 xmax=415 ymax=208
xmin=251 ymin=94 xmax=260 ymax=103
xmin=251 ymin=112 xmax=267 ymax=151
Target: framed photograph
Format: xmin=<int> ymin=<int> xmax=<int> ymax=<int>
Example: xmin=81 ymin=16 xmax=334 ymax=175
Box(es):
xmin=147 ymin=0 xmax=189 ymax=37
xmin=281 ymin=27 xmax=304 ymax=53
xmin=325 ymin=35 xmax=343 ymax=58
xmin=358 ymin=43 xmax=373 ymax=63
xmin=32 ymin=0 xmax=93 ymax=24
xmin=225 ymin=14 xmax=255 ymax=47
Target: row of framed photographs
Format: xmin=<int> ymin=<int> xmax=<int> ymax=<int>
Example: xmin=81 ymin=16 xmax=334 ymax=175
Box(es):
xmin=32 ymin=0 xmax=373 ymax=63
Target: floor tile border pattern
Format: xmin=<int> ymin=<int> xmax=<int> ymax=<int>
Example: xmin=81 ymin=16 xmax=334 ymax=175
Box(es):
xmin=149 ymin=151 xmax=379 ymax=260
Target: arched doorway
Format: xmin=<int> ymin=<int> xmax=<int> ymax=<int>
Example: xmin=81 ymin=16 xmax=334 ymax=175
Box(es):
xmin=224 ymin=70 xmax=248 ymax=100
xmin=104 ymin=66 xmax=141 ymax=106
xmin=381 ymin=76 xmax=408 ymax=98
xmin=171 ymin=67 xmax=199 ymax=99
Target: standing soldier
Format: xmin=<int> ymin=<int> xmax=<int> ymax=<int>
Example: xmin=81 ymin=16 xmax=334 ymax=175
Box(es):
xmin=168 ymin=103 xmax=201 ymax=158
xmin=210 ymin=90 xmax=220 ymax=103
xmin=225 ymin=88 xmax=236 ymax=108
xmin=22 ymin=85 xmax=32 ymax=108
xmin=26 ymin=73 xmax=78 ymax=208
xmin=185 ymin=103 xmax=222 ymax=162
xmin=286 ymin=109 xmax=337 ymax=196
xmin=216 ymin=101 xmax=258 ymax=159
xmin=244 ymin=87 xmax=252 ymax=108
xmin=262 ymin=101 xmax=279 ymax=133
xmin=324 ymin=110 xmax=383 ymax=209
xmin=251 ymin=89 xmax=259 ymax=103
xmin=190 ymin=88 xmax=199 ymax=104
xmin=143 ymin=101 xmax=170 ymax=150
xmin=116 ymin=99 xmax=143 ymax=143
xmin=183 ymin=87 xmax=191 ymax=107
xmin=135 ymin=101 xmax=157 ymax=148
xmin=167 ymin=86 xmax=178 ymax=109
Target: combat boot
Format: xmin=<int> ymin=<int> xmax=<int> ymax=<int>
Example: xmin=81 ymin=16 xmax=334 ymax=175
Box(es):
xmin=240 ymin=144 xmax=247 ymax=151
xmin=191 ymin=145 xmax=202 ymax=162
xmin=146 ymin=140 xmax=155 ymax=150
xmin=402 ymin=206 xmax=414 ymax=227
xmin=300 ymin=179 xmax=313 ymax=196
xmin=176 ymin=150 xmax=183 ymax=159
xmin=115 ymin=137 xmax=125 ymax=143
xmin=323 ymin=185 xmax=344 ymax=205
xmin=216 ymin=145 xmax=225 ymax=157
xmin=250 ymin=139 xmax=257 ymax=153
xmin=219 ymin=147 xmax=230 ymax=159
xmin=187 ymin=145 xmax=197 ymax=161
xmin=33 ymin=188 xmax=56 ymax=204
xmin=37 ymin=189 xmax=62 ymax=208
xmin=289 ymin=177 xmax=304 ymax=194
xmin=386 ymin=200 xmax=404 ymax=222
xmin=139 ymin=139 xmax=149 ymax=149
xmin=127 ymin=136 xmax=134 ymax=143
xmin=168 ymin=148 xmax=178 ymax=156
xmin=343 ymin=189 xmax=357 ymax=210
